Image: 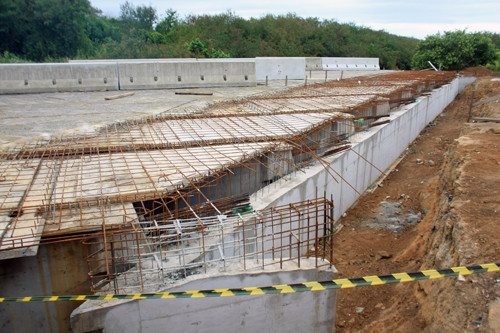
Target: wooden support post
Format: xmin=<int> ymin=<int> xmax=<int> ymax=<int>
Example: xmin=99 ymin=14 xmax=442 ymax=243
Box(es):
xmin=467 ymin=91 xmax=475 ymax=122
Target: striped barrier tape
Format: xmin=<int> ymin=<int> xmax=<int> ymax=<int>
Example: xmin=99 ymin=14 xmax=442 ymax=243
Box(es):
xmin=1 ymin=262 xmax=498 ymax=302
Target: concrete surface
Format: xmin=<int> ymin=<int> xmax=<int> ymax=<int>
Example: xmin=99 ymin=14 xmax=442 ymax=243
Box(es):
xmin=0 ymin=63 xmax=119 ymax=94
xmin=255 ymin=57 xmax=306 ymax=80
xmin=71 ymin=259 xmax=337 ymax=333
xmin=0 ymin=60 xmax=255 ymax=94
xmin=305 ymin=57 xmax=323 ymax=71
xmin=0 ymin=241 xmax=91 ymax=333
xmin=251 ymin=77 xmax=476 ymax=220
xmin=69 ymin=58 xmax=196 ymax=63
xmin=0 ymin=71 xmax=392 ymax=146
xmin=322 ymin=57 xmax=380 ymax=71
xmin=0 ymin=58 xmax=382 ymax=95
xmin=118 ymin=60 xmax=256 ymax=90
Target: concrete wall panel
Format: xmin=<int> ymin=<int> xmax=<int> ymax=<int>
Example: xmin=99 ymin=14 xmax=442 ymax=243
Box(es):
xmin=118 ymin=60 xmax=256 ymax=90
xmin=322 ymin=57 xmax=380 ymax=71
xmin=0 ymin=241 xmax=91 ymax=333
xmin=255 ymin=57 xmax=305 ymax=80
xmin=0 ymin=60 xmax=256 ymax=94
xmin=0 ymin=63 xmax=119 ymax=94
xmin=69 ymin=58 xmax=196 ymax=63
xmin=305 ymin=57 xmax=322 ymax=71
xmin=71 ymin=266 xmax=337 ymax=333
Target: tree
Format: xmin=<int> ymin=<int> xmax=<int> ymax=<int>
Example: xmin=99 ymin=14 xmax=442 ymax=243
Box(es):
xmin=185 ymin=38 xmax=231 ymax=58
xmin=412 ymin=30 xmax=497 ymax=70
xmin=0 ymin=0 xmax=97 ymax=61
xmin=120 ymin=1 xmax=157 ymax=31
xmin=156 ymin=9 xmax=179 ymax=35
xmin=186 ymin=38 xmax=208 ymax=57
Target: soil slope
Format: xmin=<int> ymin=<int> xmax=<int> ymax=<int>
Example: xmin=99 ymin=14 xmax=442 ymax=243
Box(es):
xmin=329 ymin=71 xmax=500 ymax=332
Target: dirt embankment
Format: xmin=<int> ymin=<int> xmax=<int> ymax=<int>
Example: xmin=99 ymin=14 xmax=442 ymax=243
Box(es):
xmin=330 ymin=72 xmax=500 ymax=332
xmin=416 ymin=76 xmax=500 ymax=332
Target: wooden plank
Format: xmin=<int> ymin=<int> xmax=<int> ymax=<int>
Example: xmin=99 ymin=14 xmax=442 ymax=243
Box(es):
xmin=472 ymin=94 xmax=500 ymax=107
xmin=0 ymin=212 xmax=42 ymax=258
xmin=175 ymin=92 xmax=213 ymax=96
xmin=472 ymin=117 xmax=500 ymax=123
xmin=43 ymin=203 xmax=137 ymax=236
xmin=104 ymin=91 xmax=135 ymax=100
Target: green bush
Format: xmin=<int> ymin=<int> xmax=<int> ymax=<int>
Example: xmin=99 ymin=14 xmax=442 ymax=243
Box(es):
xmin=412 ymin=30 xmax=497 ymax=70
xmin=486 ymin=51 xmax=500 ymax=72
xmin=0 ymin=51 xmax=28 ymax=63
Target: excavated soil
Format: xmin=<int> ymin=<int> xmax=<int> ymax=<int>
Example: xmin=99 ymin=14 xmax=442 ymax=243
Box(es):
xmin=328 ymin=71 xmax=500 ymax=332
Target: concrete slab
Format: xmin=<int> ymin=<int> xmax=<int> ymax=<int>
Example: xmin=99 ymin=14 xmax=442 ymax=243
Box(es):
xmin=0 ymin=71 xmax=392 ymax=146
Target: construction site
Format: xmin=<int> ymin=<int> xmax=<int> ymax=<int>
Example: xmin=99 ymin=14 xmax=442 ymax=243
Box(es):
xmin=0 ymin=58 xmax=499 ymax=332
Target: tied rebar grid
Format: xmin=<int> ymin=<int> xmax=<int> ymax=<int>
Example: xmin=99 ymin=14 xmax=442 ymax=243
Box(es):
xmin=82 ymin=197 xmax=334 ymax=294
xmin=0 ymin=71 xmax=456 ymax=255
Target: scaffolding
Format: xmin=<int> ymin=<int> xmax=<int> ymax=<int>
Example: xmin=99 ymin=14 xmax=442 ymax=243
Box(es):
xmin=83 ymin=197 xmax=335 ymax=294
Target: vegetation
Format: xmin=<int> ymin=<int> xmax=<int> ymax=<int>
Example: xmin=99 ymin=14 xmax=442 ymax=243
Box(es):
xmin=0 ymin=1 xmax=420 ymax=68
xmin=412 ymin=30 xmax=498 ymax=70
xmin=0 ymin=1 xmax=498 ymax=71
xmin=487 ymin=51 xmax=500 ymax=72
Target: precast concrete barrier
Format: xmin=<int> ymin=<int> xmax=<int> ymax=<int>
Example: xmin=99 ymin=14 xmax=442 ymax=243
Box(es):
xmin=117 ymin=60 xmax=256 ymax=90
xmin=322 ymin=57 xmax=380 ymax=71
xmin=305 ymin=57 xmax=323 ymax=71
xmin=255 ymin=57 xmax=306 ymax=81
xmin=0 ymin=57 xmax=382 ymax=94
xmin=0 ymin=59 xmax=256 ymax=94
xmin=69 ymin=58 xmax=195 ymax=63
xmin=0 ymin=63 xmax=119 ymax=94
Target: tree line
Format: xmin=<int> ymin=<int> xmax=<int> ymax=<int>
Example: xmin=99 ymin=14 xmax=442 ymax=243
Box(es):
xmin=0 ymin=0 xmax=498 ymax=70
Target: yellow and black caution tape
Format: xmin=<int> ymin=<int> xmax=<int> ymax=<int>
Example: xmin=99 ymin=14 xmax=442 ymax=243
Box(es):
xmin=1 ymin=263 xmax=498 ymax=303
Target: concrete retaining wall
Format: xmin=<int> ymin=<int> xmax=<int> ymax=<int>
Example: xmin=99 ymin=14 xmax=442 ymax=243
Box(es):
xmin=252 ymin=77 xmax=476 ymax=220
xmin=255 ymin=57 xmax=305 ymax=80
xmin=0 ymin=63 xmax=119 ymax=94
xmin=0 ymin=241 xmax=91 ymax=333
xmin=322 ymin=57 xmax=380 ymax=71
xmin=71 ymin=264 xmax=337 ymax=333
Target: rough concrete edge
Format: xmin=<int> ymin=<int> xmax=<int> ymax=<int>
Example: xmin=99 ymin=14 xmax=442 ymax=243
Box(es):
xmin=70 ymin=258 xmax=336 ymax=328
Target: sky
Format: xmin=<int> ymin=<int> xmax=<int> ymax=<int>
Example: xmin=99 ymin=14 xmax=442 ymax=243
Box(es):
xmin=90 ymin=0 xmax=500 ymax=39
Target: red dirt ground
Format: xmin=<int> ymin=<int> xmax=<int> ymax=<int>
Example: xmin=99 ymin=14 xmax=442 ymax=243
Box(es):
xmin=327 ymin=70 xmax=500 ymax=332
